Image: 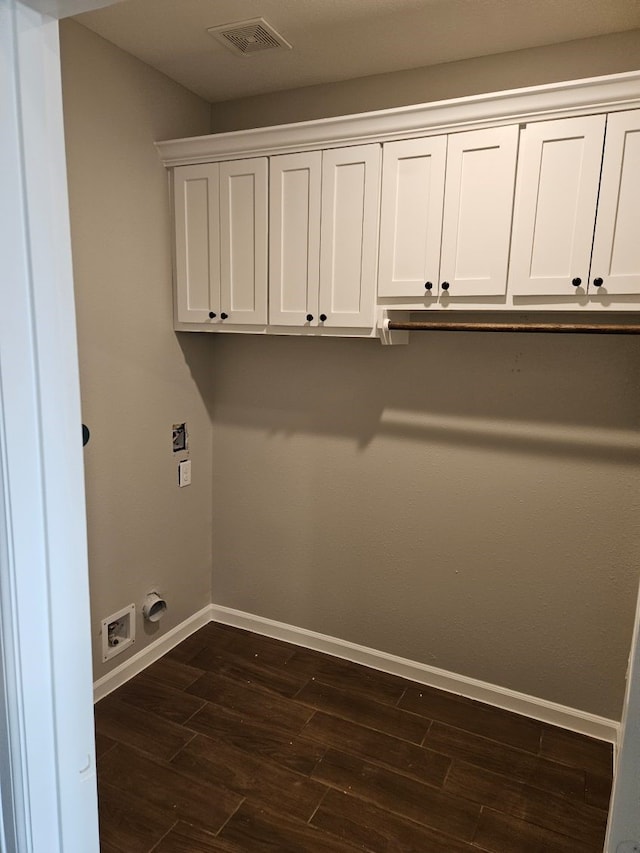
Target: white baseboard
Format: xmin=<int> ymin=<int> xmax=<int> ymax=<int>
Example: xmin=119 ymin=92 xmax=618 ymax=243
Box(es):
xmin=93 ymin=601 xmax=619 ymax=745
xmin=210 ymin=604 xmax=619 ymax=745
xmin=93 ymin=604 xmax=214 ymax=703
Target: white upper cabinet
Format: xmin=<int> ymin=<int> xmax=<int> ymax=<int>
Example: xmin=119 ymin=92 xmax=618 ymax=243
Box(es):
xmin=440 ymin=125 xmax=518 ymax=297
xmin=319 ymin=145 xmax=381 ymax=328
xmin=270 ymin=145 xmax=380 ymax=329
xmin=269 ymin=151 xmax=321 ymax=326
xmin=378 ymin=126 xmax=518 ymax=299
xmin=509 ymin=115 xmax=606 ymax=297
xmin=378 ymin=136 xmax=446 ymax=298
xmin=590 ymin=109 xmax=640 ymax=295
xmin=173 ymin=163 xmax=220 ymax=324
xmin=219 ymin=158 xmax=268 ymax=325
xmin=164 ymin=74 xmax=640 ymax=326
xmin=173 ymin=157 xmax=267 ymax=327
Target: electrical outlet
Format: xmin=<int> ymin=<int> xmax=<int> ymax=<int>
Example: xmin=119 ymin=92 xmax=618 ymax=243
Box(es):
xmin=101 ymin=604 xmax=135 ymax=662
xmin=178 ymin=459 xmax=191 ymax=487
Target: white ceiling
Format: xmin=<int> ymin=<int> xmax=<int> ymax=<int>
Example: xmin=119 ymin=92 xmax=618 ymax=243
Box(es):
xmin=75 ymin=0 xmax=640 ymax=103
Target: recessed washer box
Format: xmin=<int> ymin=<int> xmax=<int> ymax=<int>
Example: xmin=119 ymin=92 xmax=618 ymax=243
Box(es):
xmin=101 ymin=603 xmax=135 ymax=662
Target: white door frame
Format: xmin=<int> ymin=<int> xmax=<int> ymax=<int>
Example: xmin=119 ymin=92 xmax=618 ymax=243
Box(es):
xmin=0 ymin=0 xmax=122 ymax=849
xmin=606 ymin=577 xmax=640 ymax=851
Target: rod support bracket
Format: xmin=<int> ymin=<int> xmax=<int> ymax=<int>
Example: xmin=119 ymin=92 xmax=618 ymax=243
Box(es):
xmin=378 ymin=309 xmax=410 ymax=345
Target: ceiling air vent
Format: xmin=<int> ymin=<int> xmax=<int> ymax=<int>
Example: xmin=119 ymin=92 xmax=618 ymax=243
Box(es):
xmin=208 ymin=17 xmax=292 ymax=57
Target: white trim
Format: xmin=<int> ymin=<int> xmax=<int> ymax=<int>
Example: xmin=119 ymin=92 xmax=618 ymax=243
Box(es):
xmin=156 ymin=71 xmax=640 ymax=166
xmin=173 ymin=321 xmax=381 ymax=337
xmin=604 ymin=560 xmax=640 ymax=847
xmin=1 ymin=3 xmax=109 ymax=850
xmin=92 ymin=602 xmax=618 ymax=744
xmin=21 ymin=0 xmax=126 ymax=16
xmin=92 ymin=606 xmax=214 ymax=702
xmin=92 ymin=599 xmax=619 ymax=743
xmin=210 ymin=604 xmax=619 ymax=745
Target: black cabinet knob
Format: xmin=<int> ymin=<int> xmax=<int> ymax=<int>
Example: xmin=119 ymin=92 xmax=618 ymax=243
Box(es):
xmin=441 ymin=281 xmax=450 ymax=291
xmin=220 ymin=312 xmax=228 ymax=320
xmin=572 ymin=277 xmax=582 ymax=287
xmin=208 ymin=311 xmax=216 ymax=319
xmin=424 ymin=281 xmax=433 ymax=291
xmin=306 ymin=314 xmax=313 ymax=322
xmin=319 ymin=314 xmax=327 ymax=322
xmin=594 ymin=277 xmax=604 ymax=287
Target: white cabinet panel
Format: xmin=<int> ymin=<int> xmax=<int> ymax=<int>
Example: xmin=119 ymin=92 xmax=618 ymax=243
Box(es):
xmin=269 ymin=151 xmax=321 ymax=326
xmin=590 ymin=109 xmax=640 ymax=295
xmin=219 ymin=158 xmax=268 ymax=325
xmin=509 ymin=115 xmax=606 ymax=296
xmin=173 ymin=163 xmax=220 ymax=324
xmin=319 ymin=145 xmax=381 ymax=328
xmin=377 ymin=126 xmax=517 ymax=300
xmin=440 ymin=125 xmax=518 ymax=297
xmin=378 ymin=136 xmax=446 ymax=298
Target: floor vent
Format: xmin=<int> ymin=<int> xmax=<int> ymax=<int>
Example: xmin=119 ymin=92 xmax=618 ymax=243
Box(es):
xmin=208 ymin=17 xmax=292 ymax=57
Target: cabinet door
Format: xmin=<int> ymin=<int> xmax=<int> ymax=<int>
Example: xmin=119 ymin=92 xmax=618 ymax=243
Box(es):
xmin=440 ymin=125 xmax=518 ymax=297
xmin=269 ymin=151 xmax=321 ymax=326
xmin=173 ymin=163 xmax=220 ymax=324
xmin=219 ymin=158 xmax=268 ymax=325
xmin=509 ymin=115 xmax=606 ymax=296
xmin=590 ymin=110 xmax=640 ymax=295
xmin=319 ymin=144 xmax=381 ymax=328
xmin=378 ymin=136 xmax=446 ymax=298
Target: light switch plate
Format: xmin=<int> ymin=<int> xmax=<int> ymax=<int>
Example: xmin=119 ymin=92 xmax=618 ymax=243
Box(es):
xmin=178 ymin=459 xmax=191 ymax=487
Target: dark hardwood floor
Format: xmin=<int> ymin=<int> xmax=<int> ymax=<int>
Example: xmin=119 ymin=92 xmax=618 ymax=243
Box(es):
xmin=95 ymin=622 xmax=613 ymax=852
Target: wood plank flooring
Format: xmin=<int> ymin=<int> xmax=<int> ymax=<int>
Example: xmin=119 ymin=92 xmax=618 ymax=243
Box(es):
xmin=95 ymin=622 xmax=613 ymax=852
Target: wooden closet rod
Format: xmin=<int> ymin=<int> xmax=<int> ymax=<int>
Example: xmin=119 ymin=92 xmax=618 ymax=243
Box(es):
xmin=386 ymin=320 xmax=640 ymax=335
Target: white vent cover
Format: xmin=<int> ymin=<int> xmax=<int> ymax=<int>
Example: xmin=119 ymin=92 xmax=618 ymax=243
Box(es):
xmin=208 ymin=17 xmax=292 ymax=56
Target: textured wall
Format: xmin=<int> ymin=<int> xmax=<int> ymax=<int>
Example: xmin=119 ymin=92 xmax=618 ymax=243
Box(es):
xmin=210 ymin=29 xmax=640 ymax=132
xmin=210 ymin=331 xmax=640 ymax=720
xmin=60 ymin=20 xmax=214 ymax=678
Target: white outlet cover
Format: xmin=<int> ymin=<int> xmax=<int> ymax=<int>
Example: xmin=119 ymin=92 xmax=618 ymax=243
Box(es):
xmin=178 ymin=459 xmax=192 ymax=487
xmin=101 ymin=603 xmax=135 ymax=662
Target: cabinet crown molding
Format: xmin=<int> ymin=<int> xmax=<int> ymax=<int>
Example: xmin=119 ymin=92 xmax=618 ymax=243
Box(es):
xmin=157 ymin=71 xmax=640 ymax=166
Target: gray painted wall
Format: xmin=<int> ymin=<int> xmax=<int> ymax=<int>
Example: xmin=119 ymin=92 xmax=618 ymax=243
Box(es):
xmin=60 ymin=20 xmax=214 ymax=678
xmin=211 ymin=29 xmax=640 ymax=131
xmin=208 ymin=332 xmax=640 ymax=720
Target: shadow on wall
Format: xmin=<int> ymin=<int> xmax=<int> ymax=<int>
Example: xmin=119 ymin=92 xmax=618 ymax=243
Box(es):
xmin=176 ymin=328 xmax=640 ymax=718
xmin=178 ymin=329 xmax=640 ymax=466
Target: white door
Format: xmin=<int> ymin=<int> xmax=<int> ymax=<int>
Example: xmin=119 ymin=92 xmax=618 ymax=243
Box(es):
xmin=319 ymin=144 xmax=381 ymax=328
xmin=378 ymin=136 xmax=446 ymax=298
xmin=219 ymin=157 xmax=268 ymax=325
xmin=590 ymin=109 xmax=640 ymax=296
xmin=440 ymin=125 xmax=518 ymax=297
xmin=173 ymin=163 xmax=220 ymax=324
xmin=509 ymin=114 xmax=606 ymax=296
xmin=2 ymin=1 xmax=106 ymax=850
xmin=269 ymin=151 xmax=321 ymax=326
